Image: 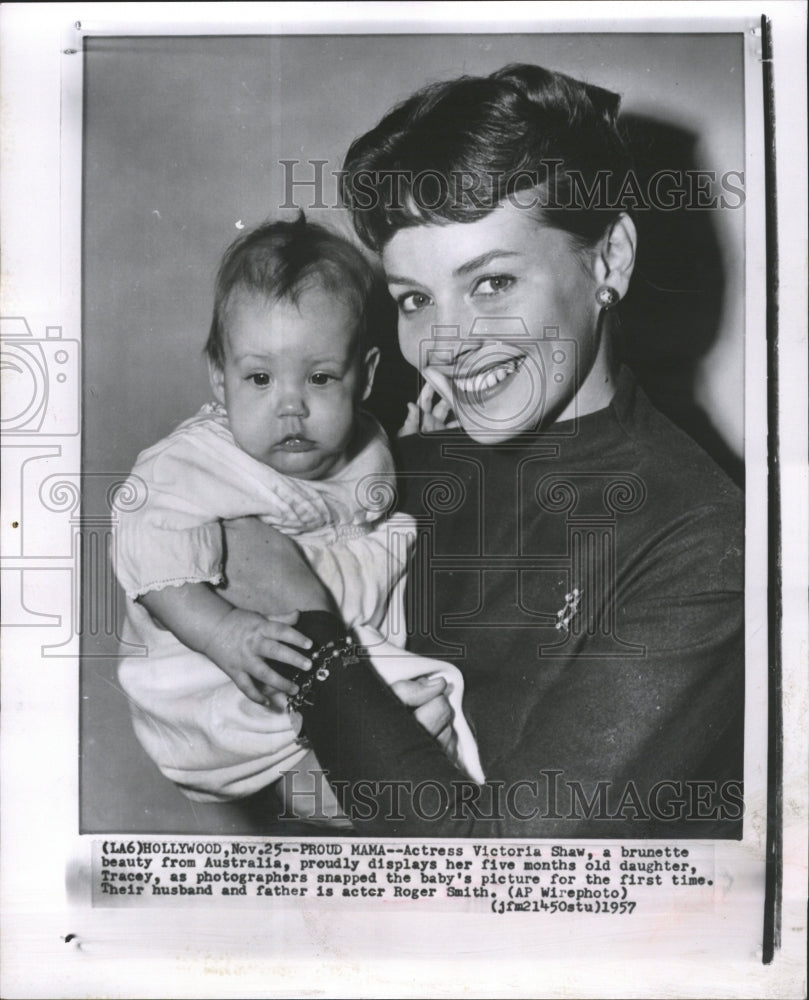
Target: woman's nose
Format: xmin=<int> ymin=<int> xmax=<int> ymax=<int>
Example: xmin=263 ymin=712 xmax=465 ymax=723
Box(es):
xmin=432 ymin=299 xmax=471 ymax=335
xmin=427 ymin=303 xmax=478 ymax=358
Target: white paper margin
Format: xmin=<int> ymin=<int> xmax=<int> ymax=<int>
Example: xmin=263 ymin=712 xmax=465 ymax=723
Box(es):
xmin=1 ymin=3 xmax=806 ymax=997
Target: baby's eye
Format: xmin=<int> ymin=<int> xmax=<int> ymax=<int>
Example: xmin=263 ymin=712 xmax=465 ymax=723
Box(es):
xmin=248 ymin=373 xmax=270 ymax=387
xmin=473 ymin=275 xmax=515 ymax=296
xmin=397 ymin=291 xmax=433 ymax=315
xmin=310 ymin=371 xmax=337 ymax=386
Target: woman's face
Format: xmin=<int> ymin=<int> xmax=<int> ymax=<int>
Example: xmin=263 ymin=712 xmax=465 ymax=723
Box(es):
xmin=382 ymin=202 xmax=616 ymax=443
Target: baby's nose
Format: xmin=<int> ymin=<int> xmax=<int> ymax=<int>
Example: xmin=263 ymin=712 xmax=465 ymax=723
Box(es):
xmin=276 ymin=388 xmax=308 ymax=417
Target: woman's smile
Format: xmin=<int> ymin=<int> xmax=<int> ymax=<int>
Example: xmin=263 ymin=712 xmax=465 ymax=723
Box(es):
xmin=446 ymin=353 xmax=527 ymax=404
xmin=454 ymin=352 xmax=525 ymax=394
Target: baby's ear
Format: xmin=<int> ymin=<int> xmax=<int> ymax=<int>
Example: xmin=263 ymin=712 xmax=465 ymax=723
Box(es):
xmin=208 ymin=356 xmax=226 ymax=404
xmin=361 ymin=347 xmax=381 ymax=401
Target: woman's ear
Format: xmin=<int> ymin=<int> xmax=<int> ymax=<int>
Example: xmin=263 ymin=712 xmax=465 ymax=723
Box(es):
xmin=208 ymin=356 xmax=226 ymax=405
xmin=595 ymin=213 xmax=637 ymax=299
xmin=361 ymin=347 xmax=381 ymax=401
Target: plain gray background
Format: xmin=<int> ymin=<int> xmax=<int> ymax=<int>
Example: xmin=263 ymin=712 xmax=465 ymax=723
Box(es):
xmin=81 ymin=32 xmax=746 ymax=832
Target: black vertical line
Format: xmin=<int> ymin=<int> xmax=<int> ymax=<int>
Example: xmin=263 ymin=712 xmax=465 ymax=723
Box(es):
xmin=78 ymin=34 xmax=88 ymax=832
xmin=105 ymin=529 xmax=115 ymax=636
xmin=760 ymin=12 xmax=782 ymax=968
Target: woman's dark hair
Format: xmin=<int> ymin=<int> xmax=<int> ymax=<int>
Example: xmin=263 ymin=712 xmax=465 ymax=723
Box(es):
xmin=340 ymin=63 xmax=633 ymax=252
xmin=206 ymin=213 xmax=377 ymax=367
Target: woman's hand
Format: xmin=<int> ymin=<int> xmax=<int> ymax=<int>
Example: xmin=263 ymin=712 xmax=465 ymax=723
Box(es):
xmin=390 ymin=675 xmax=458 ymax=760
xmin=398 ymin=383 xmax=460 ymax=436
xmin=220 ymin=520 xmax=460 ymax=756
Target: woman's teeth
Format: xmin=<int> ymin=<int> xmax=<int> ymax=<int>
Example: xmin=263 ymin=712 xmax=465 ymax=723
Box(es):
xmin=454 ymin=357 xmax=523 ymax=395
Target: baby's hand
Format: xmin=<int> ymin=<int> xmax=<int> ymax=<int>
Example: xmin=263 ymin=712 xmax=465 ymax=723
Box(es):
xmin=398 ymin=383 xmax=460 ymax=437
xmin=203 ymin=608 xmax=312 ymax=707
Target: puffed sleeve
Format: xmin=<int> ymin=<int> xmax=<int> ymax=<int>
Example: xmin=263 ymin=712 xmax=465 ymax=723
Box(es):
xmin=113 ymin=439 xmax=225 ymax=599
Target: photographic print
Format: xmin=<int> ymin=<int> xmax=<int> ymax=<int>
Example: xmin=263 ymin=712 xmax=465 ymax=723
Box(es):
xmin=1 ymin=3 xmax=806 ymax=997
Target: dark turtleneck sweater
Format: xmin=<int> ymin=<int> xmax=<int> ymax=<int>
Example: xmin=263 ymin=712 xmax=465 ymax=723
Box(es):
xmin=292 ymin=368 xmax=744 ymax=838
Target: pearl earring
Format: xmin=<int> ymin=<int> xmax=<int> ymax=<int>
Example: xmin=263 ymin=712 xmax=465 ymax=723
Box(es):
xmin=595 ymin=285 xmax=619 ymax=309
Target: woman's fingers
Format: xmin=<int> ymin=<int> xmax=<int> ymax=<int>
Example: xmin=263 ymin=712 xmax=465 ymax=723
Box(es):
xmin=390 ymin=675 xmax=454 ymax=739
xmin=412 ymin=691 xmax=453 ymax=739
xmin=397 ymin=402 xmax=421 ymax=438
xmin=422 ymin=367 xmax=454 ymax=409
xmin=390 ymin=675 xmax=446 ymax=707
xmin=416 ymin=382 xmax=435 ymax=412
xmin=435 ymin=724 xmax=458 ymax=759
xmin=271 ymin=610 xmax=301 ymax=625
xmin=415 ymin=382 xmax=457 ymax=431
xmin=401 ymin=379 xmax=459 ymax=435
xmin=432 ymin=398 xmax=451 ymax=423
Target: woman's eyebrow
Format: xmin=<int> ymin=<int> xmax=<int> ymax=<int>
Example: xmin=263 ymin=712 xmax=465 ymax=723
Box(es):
xmin=386 ymin=249 xmax=521 ymax=287
xmin=454 ymin=250 xmax=521 ymax=276
xmin=385 ymin=273 xmax=421 ymax=287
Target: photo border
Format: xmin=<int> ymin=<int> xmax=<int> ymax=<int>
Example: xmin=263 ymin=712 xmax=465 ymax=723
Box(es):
xmin=1 ymin=3 xmax=806 ymax=998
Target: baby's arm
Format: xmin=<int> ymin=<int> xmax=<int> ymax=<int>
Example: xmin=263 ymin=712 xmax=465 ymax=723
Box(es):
xmin=139 ymin=584 xmax=313 ymax=706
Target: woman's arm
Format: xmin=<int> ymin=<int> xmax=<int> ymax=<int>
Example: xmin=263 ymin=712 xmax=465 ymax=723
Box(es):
xmin=226 ymin=513 xmax=743 ymax=838
xmin=224 ymin=517 xmax=743 ymax=838
xmin=280 ymin=594 xmax=742 ymax=838
xmin=220 ymin=518 xmax=457 ymax=747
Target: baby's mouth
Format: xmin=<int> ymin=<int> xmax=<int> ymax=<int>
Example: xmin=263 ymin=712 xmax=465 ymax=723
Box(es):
xmin=275 ymin=435 xmax=315 ymax=452
xmin=451 ymin=355 xmax=526 ymax=402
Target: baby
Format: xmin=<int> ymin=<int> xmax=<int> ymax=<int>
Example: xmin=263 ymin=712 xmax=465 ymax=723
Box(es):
xmin=114 ymin=217 xmax=483 ymax=823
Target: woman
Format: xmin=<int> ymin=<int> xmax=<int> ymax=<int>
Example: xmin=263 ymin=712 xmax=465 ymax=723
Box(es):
xmin=225 ymin=63 xmax=744 ymax=838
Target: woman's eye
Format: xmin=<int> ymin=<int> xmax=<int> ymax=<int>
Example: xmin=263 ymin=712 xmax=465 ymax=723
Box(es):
xmin=397 ymin=291 xmax=432 ymax=315
xmin=310 ymin=372 xmax=336 ymax=386
xmin=473 ymin=275 xmax=515 ymax=296
xmin=248 ymin=373 xmax=270 ymax=386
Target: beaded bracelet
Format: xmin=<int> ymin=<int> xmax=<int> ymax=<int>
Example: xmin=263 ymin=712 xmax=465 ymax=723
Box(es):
xmin=287 ymin=634 xmax=360 ymax=713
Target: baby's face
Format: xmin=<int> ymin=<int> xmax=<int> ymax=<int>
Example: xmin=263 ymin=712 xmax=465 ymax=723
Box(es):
xmin=210 ymin=286 xmax=378 ymax=480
